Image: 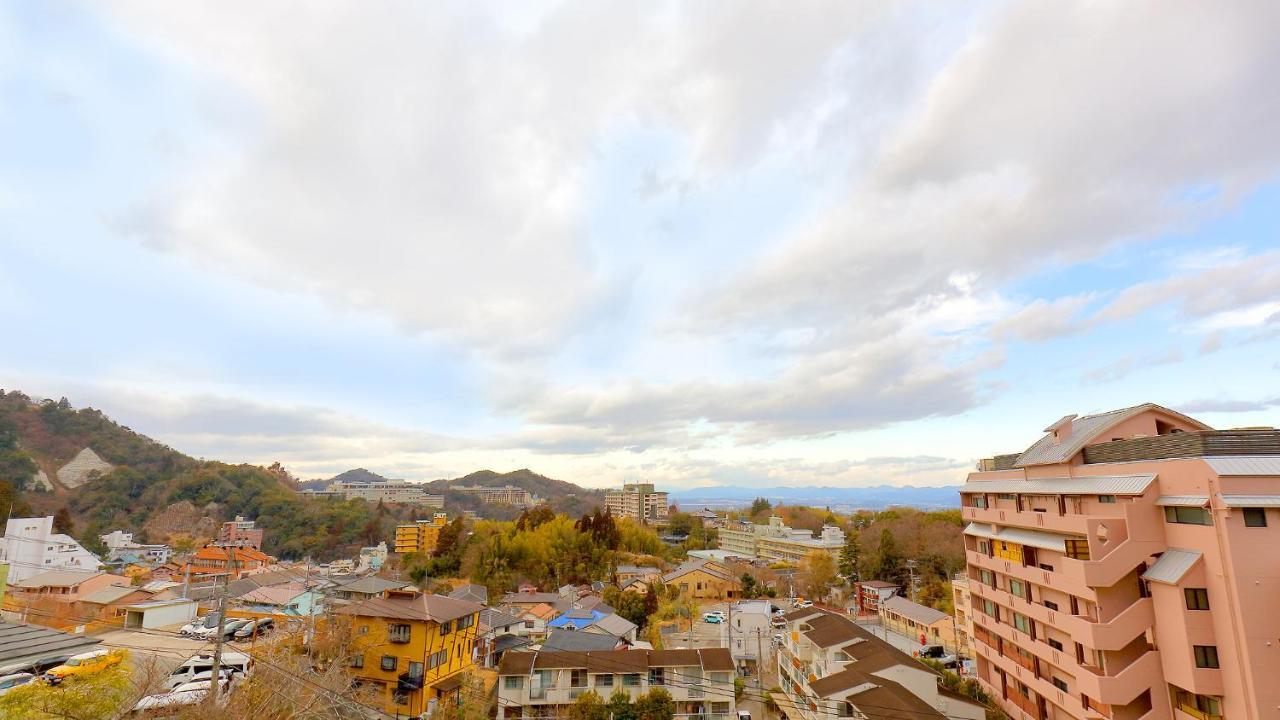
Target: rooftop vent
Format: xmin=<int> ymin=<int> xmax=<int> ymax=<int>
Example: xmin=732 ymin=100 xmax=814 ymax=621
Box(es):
xmin=1045 ymin=415 xmax=1078 ymax=445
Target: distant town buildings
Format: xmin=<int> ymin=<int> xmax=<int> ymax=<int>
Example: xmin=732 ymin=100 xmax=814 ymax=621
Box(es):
xmin=962 ymin=402 xmax=1280 ymax=720
xmin=100 ymin=530 xmax=173 ymax=565
xmin=453 ymin=485 xmax=539 ymax=507
xmin=604 ymin=483 xmax=669 ymax=525
xmin=718 ymin=515 xmax=846 ymax=565
xmin=212 ymin=516 xmax=265 ymax=550
xmin=0 ymin=517 xmax=102 ymax=582
xmin=303 ymin=479 xmax=445 ymax=506
xmin=395 ymin=513 xmax=450 ymax=554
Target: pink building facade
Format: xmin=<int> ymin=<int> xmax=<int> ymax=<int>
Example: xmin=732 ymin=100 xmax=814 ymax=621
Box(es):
xmin=960 ymin=403 xmax=1280 ymax=720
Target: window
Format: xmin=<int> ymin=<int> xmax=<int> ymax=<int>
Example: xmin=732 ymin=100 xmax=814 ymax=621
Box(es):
xmin=504 ymin=676 xmax=523 ymax=689
xmin=1185 ymin=588 xmax=1210 ymax=611
xmin=997 ymin=493 xmax=1016 ymax=500
xmin=977 ymin=540 xmax=991 ymax=556
xmin=440 ymin=620 xmax=453 ymax=636
xmin=623 ymin=674 xmax=641 ymax=686
xmin=357 ymin=625 xmax=368 ymax=635
xmin=380 ymin=656 xmax=398 ymax=672
xmin=571 ymin=670 xmax=587 ymax=688
xmin=712 ymin=703 xmax=731 ymax=713
xmin=524 ymin=620 xmax=534 ymax=629
xmin=1013 ymin=613 xmax=1030 ymax=634
xmin=1244 ymin=508 xmax=1268 ymax=527
xmin=408 ymin=662 xmax=424 ymax=680
xmin=1194 ymin=645 xmax=1220 ymax=669
xmin=1165 ymin=506 xmax=1212 ymax=525
xmin=981 ymin=599 xmax=998 ymax=620
xmin=979 ymin=569 xmax=995 ymax=587
xmin=1048 ymin=638 xmax=1063 ymax=651
xmin=457 ymin=614 xmax=475 ymax=630
xmin=1065 ymin=539 xmax=1091 ymax=560
xmin=1008 ymin=579 xmax=1025 ymax=599
xmin=1176 ymin=690 xmax=1222 ymax=719
xmin=350 ymin=654 xmax=364 ymax=669
xmin=649 ymin=668 xmax=665 ymax=686
xmin=710 ymin=672 xmax=730 ymax=684
xmin=427 ymin=649 xmax=449 ymax=669
xmin=1039 ymin=563 xmax=1054 ymax=572
xmin=974 ymin=496 xmax=988 ymax=509
xmin=1053 ymin=678 xmax=1069 ymax=692
xmin=388 ymin=623 xmax=412 ymax=643
xmin=596 ymin=674 xmax=613 ymax=687
xmin=1097 ymin=495 xmax=1117 ymax=504
xmin=1044 ymin=600 xmax=1059 ymax=611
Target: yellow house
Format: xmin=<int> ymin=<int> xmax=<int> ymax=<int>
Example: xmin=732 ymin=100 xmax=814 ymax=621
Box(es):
xmin=338 ymin=588 xmax=483 ymax=716
xmin=395 ymin=512 xmax=450 ymax=554
xmin=661 ymin=559 xmax=741 ymax=600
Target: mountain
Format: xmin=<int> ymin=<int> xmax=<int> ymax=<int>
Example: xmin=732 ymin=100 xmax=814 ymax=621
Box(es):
xmin=669 ymin=484 xmax=961 ymax=510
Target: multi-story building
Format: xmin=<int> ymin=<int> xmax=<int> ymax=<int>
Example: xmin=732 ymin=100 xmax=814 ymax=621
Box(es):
xmin=304 ymin=479 xmax=445 ymax=506
xmin=213 ymin=516 xmax=265 ymax=550
xmin=661 ymin=559 xmax=741 ymax=600
xmin=604 ymin=483 xmax=669 ymax=525
xmin=100 ymin=530 xmax=173 ymax=565
xmin=180 ymin=545 xmax=272 ymax=581
xmin=717 ymin=516 xmax=846 ymax=566
xmin=951 ymin=572 xmax=973 ymax=659
xmin=453 ymin=485 xmax=539 ymax=507
xmin=0 ymin=517 xmax=102 ymax=583
xmin=395 ymin=513 xmax=450 ymax=554
xmin=961 ymin=402 xmax=1280 ymax=720
xmin=773 ymin=606 xmax=984 ymax=720
xmin=852 ymin=580 xmax=899 ymax=616
xmin=725 ymin=599 xmax=773 ymax=673
xmin=338 ymin=588 xmax=483 ymax=717
xmin=497 ymin=647 xmax=736 ymax=720
xmin=879 ymin=596 xmax=958 ymax=653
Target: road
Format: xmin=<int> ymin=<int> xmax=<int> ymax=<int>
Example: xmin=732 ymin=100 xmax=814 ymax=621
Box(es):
xmin=661 ymin=602 xmax=784 ymax=720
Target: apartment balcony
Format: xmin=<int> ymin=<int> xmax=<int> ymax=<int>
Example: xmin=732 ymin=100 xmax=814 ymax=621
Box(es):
xmin=1075 ymin=649 xmax=1164 ymax=707
xmin=968 ymin=550 xmax=1097 ymax=601
xmin=974 ymin=636 xmax=1092 ymax=720
xmin=967 ymin=581 xmax=1153 ymax=651
xmin=963 ymin=506 xmax=1093 ymax=535
xmin=1059 ymin=537 xmax=1163 ymax=589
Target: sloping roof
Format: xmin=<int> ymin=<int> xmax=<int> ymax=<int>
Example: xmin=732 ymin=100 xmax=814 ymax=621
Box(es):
xmin=549 ymin=609 xmax=605 ymax=629
xmin=1156 ymin=496 xmax=1209 ymax=507
xmin=880 ymin=596 xmax=948 ymax=625
xmin=78 ymin=585 xmax=140 ymax=605
xmin=1203 ymin=456 xmax=1280 ymax=476
xmin=808 ymin=666 xmax=880 ymax=698
xmin=498 ymin=648 xmax=734 ymax=675
xmin=448 ymin=584 xmax=489 ymax=604
xmin=12 ymin=570 xmax=110 ymax=589
xmin=859 ymin=580 xmax=899 ymax=589
xmin=525 ymin=603 xmax=558 ymax=620
xmin=501 ymin=591 xmax=562 ymax=604
xmin=480 ymin=608 xmax=523 ymax=632
xmin=1141 ymin=549 xmax=1202 ymax=585
xmin=0 ymin=621 xmax=101 ymax=667
xmin=962 ymin=474 xmax=1156 ymax=496
xmin=541 ymin=629 xmax=623 ymax=652
xmin=497 ymin=651 xmax=535 ymax=675
xmin=338 ymin=575 xmax=414 ymax=596
xmin=616 ymin=565 xmax=661 ymax=575
xmin=1013 ymin=403 xmax=1210 ymax=468
xmin=962 ymin=523 xmax=1067 ymax=553
xmin=1220 ymin=494 xmax=1280 ymax=507
xmin=662 ymin=559 xmax=735 ymax=584
xmin=237 ymin=586 xmax=305 ymax=606
xmin=588 ymin=613 xmax=638 ymax=636
xmin=492 ymin=634 xmax=532 ymax=653
xmin=336 ymin=592 xmax=482 ymax=623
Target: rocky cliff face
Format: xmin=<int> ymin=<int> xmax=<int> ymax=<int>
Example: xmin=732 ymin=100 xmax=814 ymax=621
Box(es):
xmin=55 ymin=447 xmax=113 ymax=489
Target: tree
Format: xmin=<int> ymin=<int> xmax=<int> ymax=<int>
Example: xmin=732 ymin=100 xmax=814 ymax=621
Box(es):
xmin=52 ymin=506 xmax=74 ymax=535
xmin=0 ymin=655 xmax=133 ymax=719
xmin=872 ymin=527 xmax=903 ymax=584
xmin=566 ymin=690 xmax=609 ymax=720
xmin=749 ymin=497 xmax=772 ymax=518
xmin=740 ymin=572 xmax=758 ymax=599
xmin=800 ymin=550 xmax=837 ymax=599
xmin=634 ymin=688 xmax=675 ymax=720
xmin=643 ymin=586 xmax=659 ymax=617
xmin=838 ymin=531 xmax=861 ymax=581
xmin=606 ymin=689 xmax=637 ymax=720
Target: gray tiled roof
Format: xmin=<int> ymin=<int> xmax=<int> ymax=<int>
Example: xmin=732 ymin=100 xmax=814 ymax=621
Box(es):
xmin=0 ymin=621 xmax=100 ymax=667
xmin=962 ymin=474 xmax=1156 ymax=496
xmin=1219 ymin=494 xmax=1280 ymax=507
xmin=1013 ymin=403 xmax=1209 ymax=467
xmin=880 ymin=596 xmax=948 ymax=626
xmin=962 ymin=523 xmax=1066 ymax=553
xmin=540 ymin=629 xmax=622 ymax=652
xmin=588 ymin=613 xmax=638 ymax=636
xmin=1204 ymin=456 xmax=1280 ymax=476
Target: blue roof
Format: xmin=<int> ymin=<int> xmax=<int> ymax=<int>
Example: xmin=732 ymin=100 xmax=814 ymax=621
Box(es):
xmin=547 ymin=608 xmax=606 ymax=630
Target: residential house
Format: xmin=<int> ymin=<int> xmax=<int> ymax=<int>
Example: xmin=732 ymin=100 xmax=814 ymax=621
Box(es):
xmin=516 ymin=603 xmax=558 ymax=640
xmin=661 ymin=559 xmax=741 ymax=600
xmin=9 ymin=570 xmax=130 ymax=604
xmin=0 ymin=620 xmax=101 ymax=671
xmin=448 ymin=584 xmax=488 ymax=605
xmin=357 ymin=542 xmax=388 ymax=572
xmin=234 ymin=584 xmax=325 ymax=617
xmin=213 ymin=516 xmax=266 ymax=550
xmin=338 ymin=589 xmax=483 ymax=717
xmin=331 ymin=575 xmax=416 ymax=603
xmin=77 ymin=580 xmax=181 ymax=622
xmin=726 ymin=599 xmax=773 ymax=673
xmin=1 ymin=517 xmax=102 ymax=583
xmin=950 ymin=573 xmax=972 ymax=659
xmin=614 ymin=565 xmax=662 ymax=586
xmin=181 ymin=546 xmax=272 ymax=581
xmin=584 ymin=613 xmax=638 ymax=643
xmin=852 ymin=580 xmax=899 ymax=616
xmin=498 ymin=648 xmax=735 ymax=720
xmin=773 ymin=607 xmax=984 ymax=720
xmin=879 ymin=596 xmax=958 ymax=653
xmin=478 ymin=608 xmax=526 ymax=667
xmin=540 ymin=628 xmax=624 ymax=652
xmin=100 ymin=530 xmax=173 ymax=565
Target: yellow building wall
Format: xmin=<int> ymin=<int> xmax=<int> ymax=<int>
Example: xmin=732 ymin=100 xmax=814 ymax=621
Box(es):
xmin=350 ymin=610 xmax=480 ymax=716
xmin=994 ymin=540 xmax=1023 ymax=563
xmin=670 ymin=569 xmax=740 ymax=600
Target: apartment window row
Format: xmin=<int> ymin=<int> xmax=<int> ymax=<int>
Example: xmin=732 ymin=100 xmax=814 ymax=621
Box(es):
xmin=427 ymin=649 xmax=449 ymax=669
xmin=1165 ymin=506 xmax=1212 ymax=526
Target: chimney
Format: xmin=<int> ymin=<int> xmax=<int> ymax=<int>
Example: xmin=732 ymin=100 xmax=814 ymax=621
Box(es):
xmin=1045 ymin=415 xmax=1078 ymax=445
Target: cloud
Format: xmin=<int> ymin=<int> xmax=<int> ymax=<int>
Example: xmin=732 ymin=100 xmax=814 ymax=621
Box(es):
xmin=989 ymin=294 xmax=1097 ymax=342
xmin=1176 ymin=397 xmax=1280 ymax=414
xmin=1081 ymin=346 xmax=1183 ymax=384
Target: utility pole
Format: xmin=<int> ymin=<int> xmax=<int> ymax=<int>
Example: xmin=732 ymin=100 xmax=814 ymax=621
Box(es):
xmin=755 ymin=626 xmax=765 ymax=687
xmin=905 ymin=559 xmax=919 ymax=603
xmin=209 ymin=550 xmax=237 ymax=705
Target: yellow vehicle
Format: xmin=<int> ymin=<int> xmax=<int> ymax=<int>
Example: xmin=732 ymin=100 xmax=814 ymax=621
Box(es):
xmin=42 ymin=649 xmax=124 ymax=684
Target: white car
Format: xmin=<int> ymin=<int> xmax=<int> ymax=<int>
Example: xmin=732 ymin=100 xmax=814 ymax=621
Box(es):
xmin=0 ymin=672 xmax=34 ymax=696
xmin=132 ymin=678 xmax=234 ymax=714
xmin=180 ymin=614 xmax=221 ymax=637
xmin=795 ymin=600 xmax=814 ymax=609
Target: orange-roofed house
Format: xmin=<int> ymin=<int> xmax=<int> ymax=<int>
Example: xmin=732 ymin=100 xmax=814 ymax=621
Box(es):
xmin=182 ymin=546 xmax=273 ymax=581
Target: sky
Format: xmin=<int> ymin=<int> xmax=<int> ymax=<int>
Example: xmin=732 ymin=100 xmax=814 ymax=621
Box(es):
xmin=2 ymin=1 xmax=1279 ymax=490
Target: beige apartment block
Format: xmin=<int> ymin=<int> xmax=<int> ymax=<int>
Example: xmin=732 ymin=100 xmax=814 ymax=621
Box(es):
xmin=962 ymin=402 xmax=1280 ymax=720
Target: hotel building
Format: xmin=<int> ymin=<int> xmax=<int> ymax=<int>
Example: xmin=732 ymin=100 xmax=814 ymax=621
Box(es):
xmin=604 ymin=483 xmax=669 ymax=525
xmin=961 ymin=402 xmax=1280 ymax=720
xmin=718 ymin=516 xmax=846 ymax=566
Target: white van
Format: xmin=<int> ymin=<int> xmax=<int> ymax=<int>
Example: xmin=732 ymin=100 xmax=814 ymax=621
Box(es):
xmin=166 ymin=651 xmax=253 ymax=690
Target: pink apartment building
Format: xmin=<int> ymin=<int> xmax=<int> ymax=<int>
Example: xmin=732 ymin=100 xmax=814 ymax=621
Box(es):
xmin=961 ymin=403 xmax=1280 ymax=720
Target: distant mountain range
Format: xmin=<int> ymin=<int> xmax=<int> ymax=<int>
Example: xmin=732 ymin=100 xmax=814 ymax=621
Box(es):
xmin=669 ymin=484 xmax=961 ymax=510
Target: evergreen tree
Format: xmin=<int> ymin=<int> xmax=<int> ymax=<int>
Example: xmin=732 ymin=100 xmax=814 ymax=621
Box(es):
xmin=838 ymin=531 xmax=861 ymax=581
xmin=873 ymin=527 xmax=903 ymax=584
xmin=749 ymin=497 xmax=772 ymax=517
xmin=52 ymin=506 xmax=74 ymax=535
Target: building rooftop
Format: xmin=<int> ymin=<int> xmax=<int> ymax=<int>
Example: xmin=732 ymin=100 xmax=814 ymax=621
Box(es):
xmin=881 ymin=596 xmax=949 ymax=625
xmin=12 ymin=570 xmax=116 ymax=589
xmin=540 ymin=628 xmax=624 ymax=652
xmin=498 ymin=647 xmax=733 ymax=675
xmin=0 ymin=621 xmax=101 ymax=668
xmin=336 ymin=591 xmax=482 ymax=623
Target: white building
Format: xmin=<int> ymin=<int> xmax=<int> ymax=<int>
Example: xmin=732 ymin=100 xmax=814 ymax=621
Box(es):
xmin=2 ymin=517 xmax=102 ymax=582
xmin=718 ymin=516 xmax=846 ymax=565
xmin=725 ymin=599 xmax=774 ymax=672
xmin=301 ymin=479 xmax=444 ymax=506
xmin=100 ymin=530 xmax=173 ymax=565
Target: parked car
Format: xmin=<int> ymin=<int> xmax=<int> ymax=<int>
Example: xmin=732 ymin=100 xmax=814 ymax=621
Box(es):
xmin=180 ymin=613 xmax=221 ymax=637
xmin=770 ymin=615 xmax=787 ymax=628
xmin=0 ymin=656 xmax=69 ymax=677
xmin=42 ymin=650 xmax=124 ymax=685
xmin=771 ymin=633 xmax=784 ymax=646
xmin=702 ymin=613 xmax=723 ymax=624
xmin=233 ymin=618 xmax=274 ymax=640
xmin=795 ymin=600 xmax=814 ymax=609
xmin=131 ymin=677 xmax=235 ymax=715
xmin=0 ymin=672 xmax=35 ymax=696
xmin=167 ymin=651 xmax=253 ymax=690
xmin=737 ymin=710 xmax=752 ymax=720
xmin=918 ymin=644 xmax=959 ymax=668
